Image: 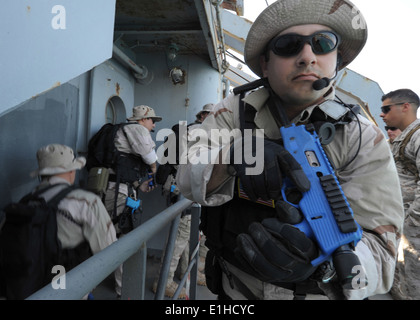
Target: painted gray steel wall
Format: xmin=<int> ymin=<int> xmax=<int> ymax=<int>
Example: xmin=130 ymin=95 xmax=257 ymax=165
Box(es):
xmin=85 ymin=60 xmax=135 ymax=140
xmin=0 ymin=83 xmax=80 ymax=208
xmin=0 ymin=0 xmax=116 ymax=116
xmin=134 ymin=52 xmax=222 ymax=131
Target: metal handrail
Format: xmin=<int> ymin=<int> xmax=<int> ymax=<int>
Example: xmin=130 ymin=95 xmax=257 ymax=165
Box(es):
xmin=154 ymin=199 xmax=201 ymax=300
xmin=27 ymin=198 xmax=193 ymax=300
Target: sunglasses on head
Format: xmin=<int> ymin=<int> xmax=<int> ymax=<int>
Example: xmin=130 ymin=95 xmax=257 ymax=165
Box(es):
xmin=268 ymin=31 xmax=341 ymax=57
xmin=385 ymin=126 xmax=398 ymax=131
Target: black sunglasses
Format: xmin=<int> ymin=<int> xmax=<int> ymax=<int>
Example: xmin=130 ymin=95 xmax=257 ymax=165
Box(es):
xmin=268 ymin=31 xmax=341 ymax=57
xmin=385 ymin=126 xmax=398 ymax=131
xmin=380 ymin=102 xmax=413 ymax=114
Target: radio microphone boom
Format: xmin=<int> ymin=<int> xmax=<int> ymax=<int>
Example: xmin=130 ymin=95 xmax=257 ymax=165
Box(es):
xmin=312 ymin=76 xmax=334 ymax=91
xmin=312 ymin=62 xmax=340 ymax=91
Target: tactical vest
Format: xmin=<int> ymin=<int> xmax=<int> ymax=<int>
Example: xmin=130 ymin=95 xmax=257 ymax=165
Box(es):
xmin=394 ymin=124 xmax=420 ymax=181
xmin=200 ymin=80 xmax=359 ymax=277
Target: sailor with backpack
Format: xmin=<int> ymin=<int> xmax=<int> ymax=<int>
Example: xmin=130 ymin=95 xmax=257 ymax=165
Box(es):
xmin=86 ymin=105 xmax=161 ymax=236
xmin=0 ymin=144 xmax=121 ymax=299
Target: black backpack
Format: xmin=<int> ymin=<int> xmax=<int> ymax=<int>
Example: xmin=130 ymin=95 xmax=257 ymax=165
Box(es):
xmin=86 ymin=122 xmax=150 ymax=223
xmin=0 ymin=184 xmax=89 ymax=300
xmin=86 ymin=123 xmax=127 ymax=171
xmin=156 ymin=122 xmax=195 ymax=185
xmin=156 ymin=124 xmax=179 ymax=185
xmin=86 ymin=122 xmax=148 ymax=182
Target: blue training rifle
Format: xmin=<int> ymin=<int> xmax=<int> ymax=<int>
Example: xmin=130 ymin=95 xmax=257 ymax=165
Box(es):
xmin=271 ymin=92 xmax=364 ymax=289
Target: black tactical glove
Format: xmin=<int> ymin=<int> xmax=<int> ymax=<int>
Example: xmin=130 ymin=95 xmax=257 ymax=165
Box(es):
xmin=230 ymin=135 xmax=310 ymax=201
xmin=235 ymin=201 xmax=318 ymax=283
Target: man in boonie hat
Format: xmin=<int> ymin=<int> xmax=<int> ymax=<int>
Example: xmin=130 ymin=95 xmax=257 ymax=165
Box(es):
xmin=103 ymin=104 xmax=162 ymax=235
xmin=127 ymin=105 xmax=162 ymax=123
xmin=31 ymin=143 xmax=122 ymax=298
xmin=195 ymin=103 xmax=214 ymax=123
xmin=177 ymin=0 xmax=404 ymax=300
xmin=31 ymin=143 xmax=86 ymax=178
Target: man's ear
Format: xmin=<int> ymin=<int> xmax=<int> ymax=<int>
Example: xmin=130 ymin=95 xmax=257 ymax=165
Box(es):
xmin=260 ymin=54 xmax=269 ymax=77
xmin=402 ymin=102 xmax=413 ymax=114
xmin=337 ymin=53 xmax=343 ymax=69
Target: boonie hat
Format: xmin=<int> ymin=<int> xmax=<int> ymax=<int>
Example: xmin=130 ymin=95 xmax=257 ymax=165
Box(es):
xmin=31 ymin=144 xmax=86 ymax=177
xmin=127 ymin=105 xmax=162 ymax=122
xmin=195 ymin=103 xmax=214 ymax=119
xmin=244 ymin=0 xmax=368 ymax=77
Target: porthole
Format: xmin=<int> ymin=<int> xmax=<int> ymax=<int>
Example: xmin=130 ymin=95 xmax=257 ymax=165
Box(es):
xmin=105 ymin=96 xmax=126 ymax=124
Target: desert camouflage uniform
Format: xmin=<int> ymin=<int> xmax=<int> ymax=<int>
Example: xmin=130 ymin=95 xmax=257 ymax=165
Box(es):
xmin=186 ymin=122 xmax=209 ymax=268
xmin=158 ymin=123 xmax=209 ymax=292
xmin=177 ymin=87 xmax=404 ymax=300
xmin=103 ymin=122 xmax=157 ymax=294
xmin=36 ymin=176 xmax=122 ymax=296
xmin=114 ymin=122 xmax=157 ymax=165
xmin=105 ymin=122 xmax=157 ymax=225
xmin=169 ymin=211 xmax=192 ymax=281
xmin=389 ymin=118 xmax=420 ymax=300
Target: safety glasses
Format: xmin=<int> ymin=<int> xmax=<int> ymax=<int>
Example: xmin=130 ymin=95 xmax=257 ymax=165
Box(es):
xmin=268 ymin=31 xmax=341 ymax=57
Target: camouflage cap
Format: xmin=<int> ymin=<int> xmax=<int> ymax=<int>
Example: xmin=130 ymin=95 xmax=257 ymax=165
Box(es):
xmin=195 ymin=103 xmax=214 ymax=118
xmin=244 ymin=0 xmax=368 ymax=77
xmin=127 ymin=105 xmax=162 ymax=122
xmin=30 ymin=144 xmax=86 ymax=177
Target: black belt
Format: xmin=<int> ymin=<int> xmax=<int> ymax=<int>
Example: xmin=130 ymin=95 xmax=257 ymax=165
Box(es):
xmin=109 ymin=174 xmax=131 ymax=185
